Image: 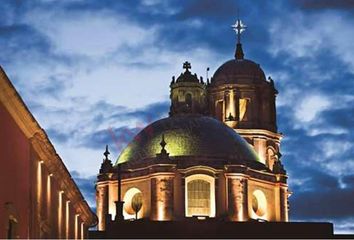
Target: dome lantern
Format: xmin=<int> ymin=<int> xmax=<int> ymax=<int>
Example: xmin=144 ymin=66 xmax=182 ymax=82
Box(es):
xmin=169 ymin=62 xmax=207 ymax=116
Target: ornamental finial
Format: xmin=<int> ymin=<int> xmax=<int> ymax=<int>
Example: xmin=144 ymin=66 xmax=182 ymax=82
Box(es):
xmin=160 ymin=134 xmax=167 ymax=151
xmin=103 ymin=145 xmax=110 ymax=161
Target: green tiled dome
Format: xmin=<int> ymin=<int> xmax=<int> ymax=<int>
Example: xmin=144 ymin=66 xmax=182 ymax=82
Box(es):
xmin=116 ymin=115 xmax=260 ymax=165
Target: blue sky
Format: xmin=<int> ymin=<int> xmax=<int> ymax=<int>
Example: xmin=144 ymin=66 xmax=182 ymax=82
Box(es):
xmin=1 ymin=0 xmax=354 ymax=234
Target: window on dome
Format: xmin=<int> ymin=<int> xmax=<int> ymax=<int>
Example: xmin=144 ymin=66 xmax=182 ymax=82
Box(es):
xmin=185 ymin=174 xmax=215 ymax=218
xmin=185 ymin=93 xmax=192 ymax=109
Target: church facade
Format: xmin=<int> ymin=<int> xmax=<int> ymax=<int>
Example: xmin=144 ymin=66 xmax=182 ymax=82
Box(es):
xmin=96 ymin=19 xmax=289 ymax=230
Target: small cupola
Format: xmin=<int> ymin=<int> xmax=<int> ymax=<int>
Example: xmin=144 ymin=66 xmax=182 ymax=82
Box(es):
xmin=169 ymin=62 xmax=207 ymax=116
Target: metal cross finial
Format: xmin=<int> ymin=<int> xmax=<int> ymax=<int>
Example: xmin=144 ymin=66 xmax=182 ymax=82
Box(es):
xmin=103 ymin=145 xmax=110 ymax=160
xmin=231 ymin=18 xmax=247 ymax=44
xmin=183 ymin=61 xmax=191 ymax=72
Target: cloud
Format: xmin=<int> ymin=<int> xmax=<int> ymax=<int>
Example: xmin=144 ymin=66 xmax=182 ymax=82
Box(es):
xmin=176 ymin=0 xmax=237 ymax=20
xmin=296 ymin=0 xmax=354 ymax=10
xmin=269 ymin=11 xmax=354 ymax=73
xmin=70 ymin=171 xmax=97 ymax=207
xmin=295 ymin=94 xmax=330 ymax=122
xmin=291 ymin=187 xmax=354 ymax=219
xmin=25 ymin=9 xmax=157 ymax=57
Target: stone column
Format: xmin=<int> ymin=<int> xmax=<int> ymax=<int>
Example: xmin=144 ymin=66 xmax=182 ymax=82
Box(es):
xmin=150 ymin=176 xmax=174 ymax=221
xmin=227 ymin=177 xmax=248 ymax=221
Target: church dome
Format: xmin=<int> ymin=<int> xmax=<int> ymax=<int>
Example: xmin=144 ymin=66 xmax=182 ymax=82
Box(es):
xmin=116 ymin=115 xmax=261 ymax=166
xmin=211 ymin=59 xmax=266 ymax=86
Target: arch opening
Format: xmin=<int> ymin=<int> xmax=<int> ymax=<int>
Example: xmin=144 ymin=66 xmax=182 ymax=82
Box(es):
xmin=185 ymin=174 xmax=215 ymax=218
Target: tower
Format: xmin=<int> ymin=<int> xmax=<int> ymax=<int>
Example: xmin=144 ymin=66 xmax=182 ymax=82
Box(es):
xmin=207 ymin=18 xmax=283 ymax=171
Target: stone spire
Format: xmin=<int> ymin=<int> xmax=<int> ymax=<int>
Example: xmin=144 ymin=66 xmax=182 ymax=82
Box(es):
xmin=231 ymin=18 xmax=247 ymax=60
xmin=99 ymin=145 xmax=113 ymax=174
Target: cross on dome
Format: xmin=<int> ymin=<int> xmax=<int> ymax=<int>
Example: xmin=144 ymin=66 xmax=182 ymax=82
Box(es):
xmin=231 ymin=19 xmax=247 ymax=44
xmin=183 ymin=61 xmax=191 ymax=72
xmin=231 ymin=17 xmax=247 ymax=60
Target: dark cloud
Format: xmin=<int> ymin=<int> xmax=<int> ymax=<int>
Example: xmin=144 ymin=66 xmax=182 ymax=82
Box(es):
xmin=79 ymin=101 xmax=169 ymax=152
xmin=46 ymin=128 xmax=73 ymax=144
xmin=176 ymin=0 xmax=237 ymax=20
xmin=70 ymin=171 xmax=97 ymax=206
xmin=291 ymin=187 xmax=354 ymax=219
xmin=108 ymin=101 xmax=169 ymax=124
xmin=296 ymin=0 xmax=354 ymax=10
xmin=81 ymin=126 xmax=140 ymax=152
xmin=318 ymin=107 xmax=354 ymax=129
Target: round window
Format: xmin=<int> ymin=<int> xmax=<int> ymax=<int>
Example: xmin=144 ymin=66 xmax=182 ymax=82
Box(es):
xmin=123 ymin=188 xmax=143 ymax=219
xmin=251 ymin=190 xmax=267 ymax=217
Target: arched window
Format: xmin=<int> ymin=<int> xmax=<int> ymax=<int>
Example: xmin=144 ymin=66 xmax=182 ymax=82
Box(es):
xmin=185 ymin=174 xmax=215 ymax=217
xmin=185 ymin=93 xmax=193 ymax=109
xmin=266 ymin=148 xmax=277 ymax=171
xmin=239 ymin=98 xmax=250 ymax=121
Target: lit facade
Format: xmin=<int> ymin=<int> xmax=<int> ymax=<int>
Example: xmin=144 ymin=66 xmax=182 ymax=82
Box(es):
xmin=96 ymin=27 xmax=289 ymax=230
xmin=0 ymin=67 xmax=97 ymax=239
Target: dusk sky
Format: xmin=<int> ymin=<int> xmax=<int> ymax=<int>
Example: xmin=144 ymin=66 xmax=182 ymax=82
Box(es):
xmin=1 ymin=0 xmax=354 ymax=234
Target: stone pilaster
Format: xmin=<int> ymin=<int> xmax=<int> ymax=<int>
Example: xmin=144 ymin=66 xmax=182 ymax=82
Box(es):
xmin=150 ymin=176 xmax=174 ymax=221
xmin=280 ymin=187 xmax=288 ymax=221
xmin=227 ymin=177 xmax=248 ymax=221
xmin=96 ymin=185 xmax=108 ymax=230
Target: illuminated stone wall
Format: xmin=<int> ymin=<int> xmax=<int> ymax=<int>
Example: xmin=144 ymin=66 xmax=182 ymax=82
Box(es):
xmin=247 ymin=178 xmax=288 ymax=221
xmin=151 ymin=176 xmax=174 ymax=221
xmin=0 ymin=68 xmax=96 ymax=239
xmin=97 ymin=163 xmax=289 ymax=227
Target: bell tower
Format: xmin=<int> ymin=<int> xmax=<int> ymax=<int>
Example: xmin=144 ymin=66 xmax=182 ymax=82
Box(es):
xmin=169 ymin=61 xmax=207 ymax=116
xmin=207 ymin=18 xmax=285 ymax=172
